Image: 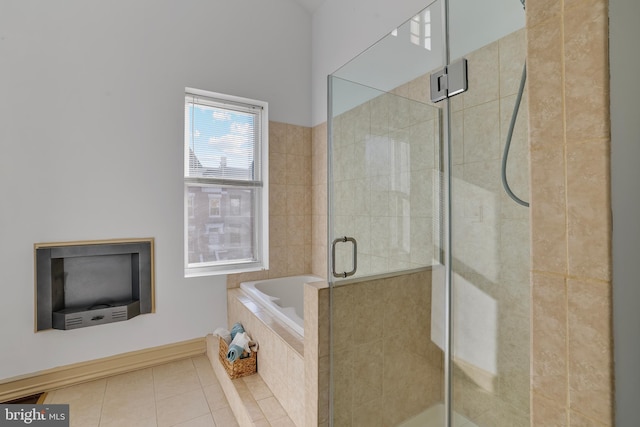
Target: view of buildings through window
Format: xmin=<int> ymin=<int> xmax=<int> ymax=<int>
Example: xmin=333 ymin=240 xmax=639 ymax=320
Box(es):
xmin=184 ymin=90 xmax=267 ymax=275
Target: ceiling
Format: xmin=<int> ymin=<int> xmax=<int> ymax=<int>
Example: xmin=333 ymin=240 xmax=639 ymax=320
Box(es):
xmin=292 ymin=0 xmax=326 ymax=14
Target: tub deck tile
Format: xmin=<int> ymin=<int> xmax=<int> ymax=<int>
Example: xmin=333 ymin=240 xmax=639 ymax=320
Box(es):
xmin=206 ymin=335 xmax=297 ymax=426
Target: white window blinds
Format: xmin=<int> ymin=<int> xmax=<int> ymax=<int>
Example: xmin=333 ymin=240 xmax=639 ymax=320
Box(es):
xmin=184 ymin=93 xmax=263 ymax=183
xmin=183 ymin=88 xmax=268 ymax=277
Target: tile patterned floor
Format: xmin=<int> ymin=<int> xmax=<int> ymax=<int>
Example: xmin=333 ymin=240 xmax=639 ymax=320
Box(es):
xmin=44 ymin=356 xmax=240 ymax=427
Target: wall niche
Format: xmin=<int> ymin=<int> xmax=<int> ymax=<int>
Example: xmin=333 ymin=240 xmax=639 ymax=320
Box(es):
xmin=35 ymin=238 xmax=154 ymax=331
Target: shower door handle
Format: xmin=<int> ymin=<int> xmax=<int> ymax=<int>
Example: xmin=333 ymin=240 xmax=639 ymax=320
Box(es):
xmin=331 ymin=236 xmax=357 ymax=278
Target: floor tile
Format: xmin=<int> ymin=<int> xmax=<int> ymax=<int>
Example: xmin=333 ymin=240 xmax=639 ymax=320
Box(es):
xmin=156 ymin=389 xmax=211 ymax=427
xmin=154 ymin=369 xmax=203 ymax=401
xmin=203 ymin=383 xmax=230 ymax=411
xmin=172 ymin=414 xmax=216 ymax=427
xmin=43 ymin=356 xmax=241 ymax=427
xmin=211 ymin=406 xmax=240 ymax=427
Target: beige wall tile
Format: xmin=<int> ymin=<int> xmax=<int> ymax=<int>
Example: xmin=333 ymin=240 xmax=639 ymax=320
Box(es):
xmin=500 ymin=91 xmax=529 ymax=161
xmin=526 ymin=0 xmax=561 ymax=27
xmin=317 ymin=288 xmax=330 ymax=358
xmin=371 ymin=92 xmax=391 ymax=126
xmin=286 ymin=123 xmax=305 ymax=156
xmin=286 ymin=185 xmax=307 ymax=216
xmin=331 ymin=347 xmax=354 ymax=426
xmin=499 ymin=28 xmax=527 ymax=97
xmin=568 ymin=279 xmax=614 ymax=425
xmin=312 ymin=184 xmax=327 ymax=218
xmin=463 ymin=100 xmax=501 ymax=162
xmin=564 ymin=0 xmax=610 ymax=142
xmin=270 ymin=214 xmax=288 ymax=245
xmin=569 ymin=411 xmax=610 ymax=427
xmin=303 ymin=126 xmax=312 ymax=157
xmin=312 ymin=124 xmax=327 ymax=181
xmin=269 ymin=121 xmax=287 ymax=154
xmin=318 ymin=355 xmax=330 ymax=424
xmin=270 ymin=152 xmax=287 ymax=185
xmin=531 ymin=273 xmax=567 ymax=404
xmin=285 ymin=154 xmax=307 ymax=186
xmin=451 ymin=110 xmax=464 ymax=165
xmin=564 ymin=0 xmax=607 ymax=14
xmin=270 ymin=184 xmax=288 ymax=216
xmin=286 ymin=214 xmax=309 ymax=245
xmin=500 ymin=218 xmax=531 ymax=285
xmin=351 ymin=340 xmax=384 ymax=406
xmin=352 ymin=398 xmax=384 ymax=427
xmin=530 ymin=145 xmax=567 ymax=274
xmin=267 ymin=248 xmax=288 ymax=279
xmin=408 ymin=73 xmax=432 ymax=105
xmin=285 ymin=245 xmax=306 ymax=276
xmin=353 ymin=101 xmax=371 ymax=143
xmin=531 ymin=392 xmax=568 ymax=427
xmin=566 ymin=138 xmax=611 ymax=281
xmin=473 ymin=397 xmax=529 ymax=427
xmin=331 ymin=284 xmax=356 ymax=350
xmin=351 ymin=280 xmax=385 ymax=345
xmin=464 ymin=41 xmax=500 ymax=108
xmin=526 ymin=16 xmax=564 ymax=149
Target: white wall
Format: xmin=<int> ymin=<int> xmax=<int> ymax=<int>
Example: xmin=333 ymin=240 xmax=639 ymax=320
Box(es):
xmin=610 ymin=0 xmax=640 ymax=424
xmin=0 ymin=0 xmax=311 ymax=380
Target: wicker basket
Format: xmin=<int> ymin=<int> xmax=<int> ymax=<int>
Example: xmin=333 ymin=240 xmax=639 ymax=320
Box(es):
xmin=218 ymin=337 xmax=257 ymax=379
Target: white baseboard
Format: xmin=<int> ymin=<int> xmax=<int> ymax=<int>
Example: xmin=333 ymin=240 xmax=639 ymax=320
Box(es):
xmin=0 ymin=337 xmax=206 ymax=402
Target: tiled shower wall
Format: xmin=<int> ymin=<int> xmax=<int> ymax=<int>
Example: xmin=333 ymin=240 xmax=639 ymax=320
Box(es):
xmin=329 ymin=90 xmax=440 ymax=278
xmin=527 ymin=0 xmax=614 ymax=425
xmin=447 ymin=27 xmax=531 ymax=426
xmin=331 ymin=270 xmax=443 ymax=426
xmin=227 ymin=0 xmax=615 ymax=424
xmin=227 ymin=121 xmax=313 ymax=288
xmin=314 ymin=26 xmax=532 ymax=426
xmin=311 ymin=123 xmax=328 ymax=279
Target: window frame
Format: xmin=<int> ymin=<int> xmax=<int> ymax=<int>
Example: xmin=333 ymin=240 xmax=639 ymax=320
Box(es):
xmin=183 ymin=87 xmax=269 ymax=277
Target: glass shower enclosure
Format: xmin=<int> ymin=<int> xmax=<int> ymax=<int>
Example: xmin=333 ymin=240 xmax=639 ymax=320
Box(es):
xmin=327 ymin=0 xmax=530 ymax=426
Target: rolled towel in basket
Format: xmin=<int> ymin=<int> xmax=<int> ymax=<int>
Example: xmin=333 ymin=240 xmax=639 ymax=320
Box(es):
xmin=230 ymin=322 xmax=245 ymax=340
xmin=226 ymin=343 xmax=244 ymax=363
xmin=213 ymin=327 xmax=232 ymax=344
xmin=227 ymin=331 xmax=252 ymax=362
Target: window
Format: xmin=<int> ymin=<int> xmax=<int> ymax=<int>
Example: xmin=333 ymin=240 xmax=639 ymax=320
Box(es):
xmin=184 ymin=88 xmax=269 ymax=276
xmin=208 ymin=196 xmax=221 ymax=217
xmin=230 ymin=196 xmax=241 ymax=216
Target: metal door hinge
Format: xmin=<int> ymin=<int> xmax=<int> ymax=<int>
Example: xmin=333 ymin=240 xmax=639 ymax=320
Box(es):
xmin=430 ymin=58 xmax=468 ymax=103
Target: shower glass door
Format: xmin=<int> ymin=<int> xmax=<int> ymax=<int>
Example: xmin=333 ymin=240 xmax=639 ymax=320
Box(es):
xmin=327 ymin=0 xmax=532 ymax=426
xmin=328 ymin=1 xmax=448 ymax=425
xmin=448 ymin=0 xmax=530 ymax=426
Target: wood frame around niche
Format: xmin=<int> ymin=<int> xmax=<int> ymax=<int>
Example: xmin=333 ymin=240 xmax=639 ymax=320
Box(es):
xmin=33 ymin=237 xmax=155 ymax=332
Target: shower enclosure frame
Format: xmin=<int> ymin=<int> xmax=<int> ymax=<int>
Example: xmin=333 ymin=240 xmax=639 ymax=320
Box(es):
xmin=326 ymin=0 xmax=530 ymax=425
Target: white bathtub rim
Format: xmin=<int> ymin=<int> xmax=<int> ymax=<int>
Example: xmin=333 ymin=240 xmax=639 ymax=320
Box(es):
xmin=240 ymin=275 xmax=323 ymax=337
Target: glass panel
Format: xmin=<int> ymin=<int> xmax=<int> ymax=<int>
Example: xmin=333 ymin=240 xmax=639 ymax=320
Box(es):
xmin=186 ymin=184 xmax=258 ymax=265
xmin=328 ymin=1 xmax=446 ymax=425
xmin=330 ymin=77 xmax=442 ymax=280
xmin=448 ymin=0 xmax=530 ymax=425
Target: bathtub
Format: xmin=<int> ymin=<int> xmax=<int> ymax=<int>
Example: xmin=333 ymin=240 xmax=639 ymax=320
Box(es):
xmin=240 ymin=275 xmax=323 ymax=337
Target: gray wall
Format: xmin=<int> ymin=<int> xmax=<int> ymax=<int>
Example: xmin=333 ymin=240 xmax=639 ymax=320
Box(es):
xmin=610 ymin=0 xmax=640 ymax=424
xmin=0 ymin=0 xmax=311 ymax=380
